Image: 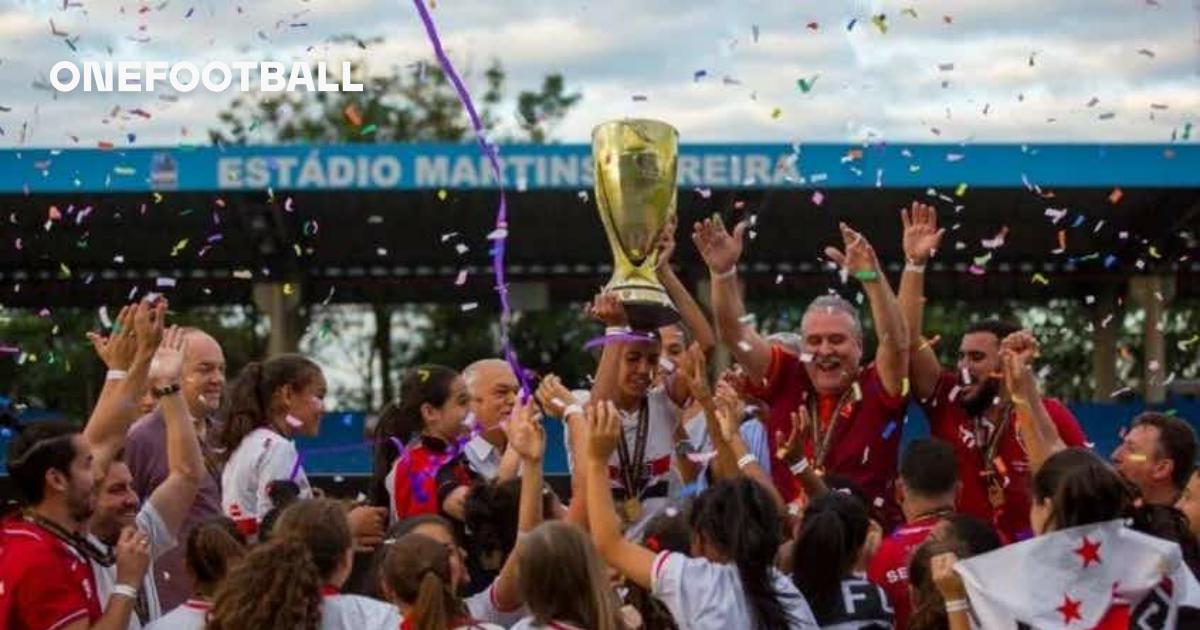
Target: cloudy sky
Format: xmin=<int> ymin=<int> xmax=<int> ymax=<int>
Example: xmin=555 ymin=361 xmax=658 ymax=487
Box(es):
xmin=0 ymin=0 xmax=1197 ymax=148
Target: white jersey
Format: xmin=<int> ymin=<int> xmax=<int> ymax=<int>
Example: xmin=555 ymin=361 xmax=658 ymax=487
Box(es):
xmin=565 ymin=387 xmax=679 ymax=539
xmin=144 ymin=599 xmax=207 ymax=630
xmin=650 ymin=551 xmax=818 ymax=630
xmin=90 ymin=501 xmax=177 ymax=629
xmin=321 ymin=591 xmax=402 ymax=630
xmin=510 ymin=618 xmax=588 ymax=629
xmin=220 ymin=427 xmax=311 ymax=532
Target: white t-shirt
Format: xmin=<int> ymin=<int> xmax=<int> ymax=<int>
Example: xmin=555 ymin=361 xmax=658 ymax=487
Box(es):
xmin=650 ymin=551 xmax=818 ymax=630
xmin=144 ymin=599 xmax=208 ymax=630
xmin=89 ymin=501 xmax=177 ymax=629
xmin=221 ymin=427 xmax=311 ymax=530
xmin=565 ymin=387 xmax=679 ymax=539
xmin=321 ymin=591 xmax=401 ymax=630
xmin=466 ymin=581 xmax=527 ymax=627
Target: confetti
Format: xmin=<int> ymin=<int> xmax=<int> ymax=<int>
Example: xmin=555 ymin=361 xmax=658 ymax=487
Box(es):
xmin=1031 ymin=273 xmax=1049 ymax=285
xmin=852 ymin=382 xmax=862 ymax=401
xmin=687 ymin=450 xmax=719 ymax=464
xmin=461 ymin=302 xmax=478 ymax=312
xmin=871 ymin=14 xmax=887 ymax=34
xmin=343 ymin=104 xmax=362 ymax=127
xmin=882 ymin=421 xmax=897 ymax=440
xmin=1108 ymin=188 xmax=1123 ymax=204
xmin=693 ymin=70 xmax=708 ymax=82
xmin=771 ymin=107 xmax=782 ymax=119
xmin=811 ymin=190 xmax=825 ymax=206
xmin=955 ymin=183 xmax=968 ymax=197
xmin=796 ymin=76 xmax=819 ymax=93
xmin=156 ymin=277 xmax=177 ymax=288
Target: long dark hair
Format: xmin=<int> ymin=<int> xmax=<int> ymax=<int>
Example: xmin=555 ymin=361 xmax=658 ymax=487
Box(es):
xmin=185 ymin=517 xmax=247 ymax=598
xmin=791 ymin=491 xmax=870 ymax=622
xmin=907 ymin=515 xmax=1002 ymax=630
xmin=369 ymin=364 xmax=459 ymax=508
xmin=218 ymin=354 xmax=322 ymax=459
xmin=689 ymin=478 xmax=795 ymax=629
xmin=1033 ymin=448 xmax=1138 ymax=531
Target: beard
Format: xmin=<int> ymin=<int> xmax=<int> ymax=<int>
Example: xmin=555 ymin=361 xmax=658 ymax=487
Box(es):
xmin=66 ymin=489 xmax=94 ymax=524
xmin=960 ymin=377 xmax=1000 ymax=417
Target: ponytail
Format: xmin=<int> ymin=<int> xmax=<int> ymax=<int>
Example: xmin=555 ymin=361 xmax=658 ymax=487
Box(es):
xmin=381 ymin=533 xmax=469 ymax=630
xmin=690 ymin=478 xmax=795 ymax=629
xmin=185 ymin=517 xmax=247 ymax=598
xmin=219 ymin=354 xmax=321 ymax=460
xmin=208 ymin=537 xmax=323 ymax=630
xmin=1035 ymin=448 xmax=1135 ymax=532
xmin=791 ymin=491 xmax=869 ymax=621
xmin=369 ymin=365 xmax=459 ymax=507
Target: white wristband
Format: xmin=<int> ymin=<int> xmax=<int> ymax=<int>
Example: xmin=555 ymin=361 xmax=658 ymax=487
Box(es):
xmin=713 ymin=267 xmax=737 ymax=280
xmin=562 ymin=404 xmax=583 ymax=420
xmin=111 ymin=583 xmax=139 ymax=599
xmin=736 ymin=454 xmax=758 ymax=470
xmin=789 ymin=458 xmax=810 ymax=476
xmin=904 ymin=262 xmax=926 ymax=273
xmin=106 ymin=369 xmax=128 ymax=381
xmin=944 ymin=599 xmax=969 ymax=613
xmin=605 ymin=326 xmax=630 ymax=336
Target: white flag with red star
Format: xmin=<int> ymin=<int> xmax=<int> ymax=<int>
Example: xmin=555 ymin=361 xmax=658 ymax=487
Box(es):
xmin=954 ymin=519 xmax=1200 ymax=629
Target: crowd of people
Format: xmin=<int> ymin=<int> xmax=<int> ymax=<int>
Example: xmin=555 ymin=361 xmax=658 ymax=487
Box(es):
xmin=3 ymin=202 xmax=1199 ymax=629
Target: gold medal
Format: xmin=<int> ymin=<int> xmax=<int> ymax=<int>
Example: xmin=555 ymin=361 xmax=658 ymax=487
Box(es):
xmin=987 ymin=482 xmax=1006 ymax=509
xmin=623 ymin=497 xmax=643 ymax=523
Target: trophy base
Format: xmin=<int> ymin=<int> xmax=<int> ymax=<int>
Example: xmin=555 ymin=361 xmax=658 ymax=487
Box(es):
xmin=608 ymin=284 xmax=681 ymax=331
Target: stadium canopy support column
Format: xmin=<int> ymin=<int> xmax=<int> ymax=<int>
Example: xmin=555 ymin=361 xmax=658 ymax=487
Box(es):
xmin=1090 ymin=288 xmax=1118 ymax=401
xmin=253 ymin=282 xmax=305 ymax=356
xmin=1128 ymin=274 xmax=1175 ymax=404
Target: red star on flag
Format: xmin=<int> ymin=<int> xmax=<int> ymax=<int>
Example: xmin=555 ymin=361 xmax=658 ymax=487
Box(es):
xmin=1057 ymin=594 xmax=1083 ymax=624
xmin=1073 ymin=536 xmax=1103 ymax=568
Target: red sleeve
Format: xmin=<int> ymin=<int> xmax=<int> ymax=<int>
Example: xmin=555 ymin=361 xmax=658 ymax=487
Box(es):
xmin=1044 ymin=398 xmax=1087 ymax=447
xmin=751 ymin=345 xmax=804 ymax=404
xmin=14 ymin=553 xmax=91 ymax=630
xmin=391 ymin=456 xmax=413 ymax=519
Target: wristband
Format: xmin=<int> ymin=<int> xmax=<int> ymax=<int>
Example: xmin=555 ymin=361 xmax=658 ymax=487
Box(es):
xmin=789 ymin=458 xmax=810 ymax=476
xmin=112 ymin=583 xmax=139 ymax=599
xmin=853 ymin=270 xmax=880 ymax=282
xmin=944 ymin=599 xmax=969 ymax=613
xmin=562 ymin=404 xmax=583 ymax=420
xmin=151 ymin=383 xmax=181 ymax=398
xmin=605 ymin=326 xmax=631 ymax=336
xmin=904 ymin=262 xmax=926 ymax=273
xmin=106 ymin=369 xmax=128 ymax=381
xmin=713 ymin=266 xmax=737 ymax=280
xmin=736 ymin=454 xmax=758 ymax=470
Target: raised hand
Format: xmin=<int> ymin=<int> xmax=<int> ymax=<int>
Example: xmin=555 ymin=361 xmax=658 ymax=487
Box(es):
xmin=535 ymin=373 xmax=578 ymax=418
xmin=900 ymin=201 xmax=945 ymax=265
xmin=691 ymin=213 xmax=747 ymax=275
xmin=654 ymin=213 xmax=678 ymax=271
xmin=713 ymin=380 xmax=746 ymax=429
xmin=589 ymin=292 xmax=628 ymax=327
xmin=776 ymin=404 xmax=812 ymax=465
xmin=87 ymin=305 xmax=138 ymax=370
xmin=148 ymin=325 xmax=188 ymax=385
xmin=132 ymin=297 xmax=166 ymax=360
xmin=585 ymin=401 xmax=621 ymax=462
xmin=507 ymin=398 xmax=546 ymax=462
xmin=114 ymin=526 xmax=152 ymax=587
xmin=824 ymin=222 xmax=880 ymax=279
xmin=676 ymin=342 xmax=712 ymax=403
xmin=930 ymin=552 xmax=967 ymax=601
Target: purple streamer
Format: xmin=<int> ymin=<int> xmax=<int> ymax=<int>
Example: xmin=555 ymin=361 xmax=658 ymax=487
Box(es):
xmin=583 ymin=331 xmax=661 ymax=350
xmin=410 ymin=0 xmax=532 ymax=401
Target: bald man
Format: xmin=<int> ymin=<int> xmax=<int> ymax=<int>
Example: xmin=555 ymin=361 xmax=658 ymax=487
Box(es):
xmin=462 ymin=358 xmax=520 ymax=479
xmin=125 ymin=327 xmax=227 ymax=610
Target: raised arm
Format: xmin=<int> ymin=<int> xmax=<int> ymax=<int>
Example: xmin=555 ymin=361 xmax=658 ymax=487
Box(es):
xmin=146 ymin=326 xmax=204 ymax=536
xmin=1002 ymin=332 xmax=1066 ymax=474
xmin=897 ymin=202 xmax=946 ymax=400
xmin=585 ymin=400 xmax=658 ymax=590
xmin=825 ymin=223 xmax=909 ymax=396
xmin=84 ymin=299 xmax=164 ymax=473
xmin=711 ymin=389 xmax=786 ymax=511
xmin=775 ymin=405 xmax=829 ymax=500
xmin=588 ymin=292 xmax=627 ymax=406
xmin=678 ymin=345 xmax=738 ymax=480
xmin=657 ymin=213 xmax=716 ymax=355
xmin=692 ymin=214 xmax=772 ymax=381
xmin=534 ymin=375 xmax=589 ymax=527
xmin=491 ymin=398 xmax=546 ymax=610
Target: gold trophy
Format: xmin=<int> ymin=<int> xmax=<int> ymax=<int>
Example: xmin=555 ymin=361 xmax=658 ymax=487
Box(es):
xmin=592 ymin=119 xmax=681 ymax=330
